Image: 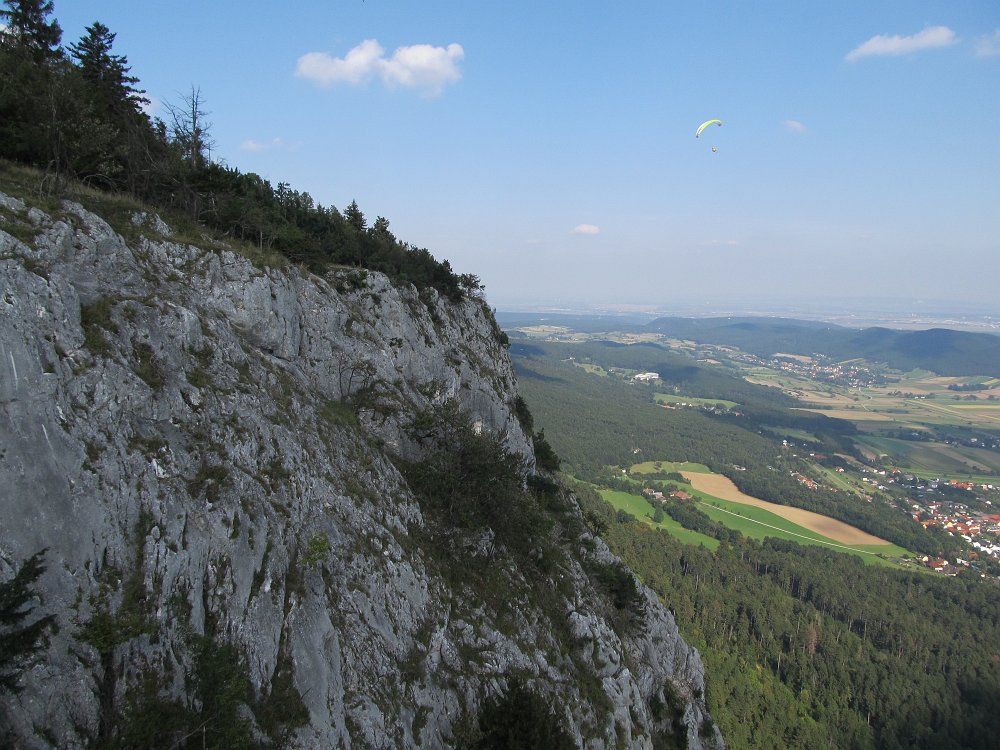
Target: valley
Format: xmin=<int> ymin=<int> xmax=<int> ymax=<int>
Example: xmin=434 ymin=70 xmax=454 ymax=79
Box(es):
xmin=507 ymin=314 xmax=1000 ymax=573
xmin=505 ymin=313 xmax=1000 ymax=748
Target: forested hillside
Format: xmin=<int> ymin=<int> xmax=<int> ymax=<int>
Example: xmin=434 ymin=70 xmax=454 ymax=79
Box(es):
xmin=512 ymin=339 xmax=1000 ymax=749
xmin=578 ymin=486 xmax=1000 ymax=750
xmin=512 ymin=341 xmax=960 ymax=557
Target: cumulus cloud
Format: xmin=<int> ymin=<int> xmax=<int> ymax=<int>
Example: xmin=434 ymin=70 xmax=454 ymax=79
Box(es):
xmin=783 ymin=119 xmax=806 ymax=133
xmin=296 ymin=39 xmax=464 ymax=96
xmin=571 ymin=224 xmax=601 ymax=235
xmin=846 ymin=25 xmax=956 ymax=61
xmin=976 ymin=29 xmax=1000 ymax=58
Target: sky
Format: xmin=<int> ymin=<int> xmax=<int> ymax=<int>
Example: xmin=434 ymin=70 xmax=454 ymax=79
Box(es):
xmin=51 ymin=1 xmax=1000 ymax=315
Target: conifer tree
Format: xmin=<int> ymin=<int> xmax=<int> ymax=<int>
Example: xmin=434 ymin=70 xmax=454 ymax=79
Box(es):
xmin=0 ymin=550 xmax=56 ymax=693
xmin=0 ymin=0 xmax=62 ymax=62
xmin=67 ymin=20 xmax=154 ymax=185
xmin=69 ymin=21 xmax=147 ymax=115
xmin=0 ymin=0 xmax=65 ymax=166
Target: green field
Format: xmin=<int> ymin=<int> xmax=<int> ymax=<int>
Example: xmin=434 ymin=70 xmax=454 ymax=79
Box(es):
xmin=598 ymin=487 xmax=909 ymax=566
xmin=653 ymin=393 xmax=739 ymax=409
xmin=695 ymin=496 xmax=909 ymax=567
xmin=855 ymin=435 xmax=1000 ymax=481
xmin=628 ymin=460 xmax=711 ymax=475
xmin=762 ymin=426 xmax=822 ymax=445
xmin=598 ymin=489 xmax=719 ymax=549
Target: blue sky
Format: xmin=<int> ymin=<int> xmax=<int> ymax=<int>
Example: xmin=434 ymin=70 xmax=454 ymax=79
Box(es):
xmin=53 ymin=1 xmax=1000 ymax=314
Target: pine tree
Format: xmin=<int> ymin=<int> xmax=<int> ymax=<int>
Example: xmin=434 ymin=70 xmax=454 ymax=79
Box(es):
xmin=344 ymin=199 xmax=367 ymax=232
xmin=0 ymin=0 xmax=65 ymax=166
xmin=69 ymin=21 xmax=147 ymax=115
xmin=0 ymin=549 xmax=56 ymax=693
xmin=0 ymin=0 xmax=62 ymax=62
xmin=67 ymin=21 xmax=154 ymax=185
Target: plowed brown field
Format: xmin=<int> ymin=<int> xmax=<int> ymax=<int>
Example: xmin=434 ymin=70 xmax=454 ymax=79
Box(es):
xmin=682 ymin=472 xmax=890 ymax=546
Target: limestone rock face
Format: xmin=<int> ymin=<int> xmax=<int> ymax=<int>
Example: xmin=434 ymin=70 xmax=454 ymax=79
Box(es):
xmin=0 ymin=190 xmax=723 ymax=749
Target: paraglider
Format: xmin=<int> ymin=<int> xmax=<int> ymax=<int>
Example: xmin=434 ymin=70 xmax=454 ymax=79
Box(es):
xmin=695 ymin=119 xmax=722 ymax=138
xmin=696 ymin=119 xmax=722 ymax=152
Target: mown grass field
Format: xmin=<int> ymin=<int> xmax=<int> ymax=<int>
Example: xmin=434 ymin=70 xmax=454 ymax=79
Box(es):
xmin=597 ymin=485 xmax=908 ymax=567
xmin=598 ymin=488 xmax=719 ymax=550
xmin=653 ymin=393 xmax=740 ymax=409
xmin=629 ymin=460 xmax=711 ymax=474
xmin=695 ymin=495 xmax=908 ymax=567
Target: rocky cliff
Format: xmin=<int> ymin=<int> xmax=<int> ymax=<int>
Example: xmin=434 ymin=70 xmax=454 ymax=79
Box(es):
xmin=0 ymin=184 xmax=723 ymax=749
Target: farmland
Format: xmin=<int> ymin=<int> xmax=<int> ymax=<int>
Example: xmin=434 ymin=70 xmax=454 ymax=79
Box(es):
xmin=505 ymin=316 xmax=1000 ymax=749
xmin=599 ymin=470 xmax=909 ymax=567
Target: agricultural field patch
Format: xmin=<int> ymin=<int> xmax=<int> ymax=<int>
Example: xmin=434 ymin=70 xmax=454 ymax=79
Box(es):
xmin=653 ymin=393 xmax=739 ymax=409
xmin=598 ymin=488 xmax=719 ymax=550
xmin=573 ymin=362 xmax=608 ymax=376
xmin=682 ymin=471 xmax=892 ymax=547
xmin=854 ymin=435 xmax=1000 ymax=478
xmin=694 ymin=498 xmax=907 ymax=567
xmin=629 ymin=459 xmax=711 ymax=475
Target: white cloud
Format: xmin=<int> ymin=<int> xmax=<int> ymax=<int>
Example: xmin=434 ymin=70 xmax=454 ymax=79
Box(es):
xmin=240 ymin=137 xmax=287 ymax=153
xmin=783 ymin=119 xmax=806 ymax=133
xmin=571 ymin=224 xmax=601 ymax=235
xmin=846 ymin=26 xmax=956 ymax=61
xmin=380 ymin=43 xmax=464 ymax=93
xmin=975 ymin=29 xmax=1000 ymax=58
xmin=296 ymin=39 xmax=464 ymax=96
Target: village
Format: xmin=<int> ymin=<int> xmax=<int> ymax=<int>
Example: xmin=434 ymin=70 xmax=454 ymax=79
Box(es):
xmin=721 ymin=347 xmax=885 ymax=388
xmin=856 ymin=466 xmax=1000 ymax=574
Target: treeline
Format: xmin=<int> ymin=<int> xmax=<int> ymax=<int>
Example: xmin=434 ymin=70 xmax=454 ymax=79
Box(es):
xmin=577 ymin=484 xmax=1000 ymax=749
xmin=512 ymin=342 xmax=960 ymax=557
xmin=0 ymin=0 xmax=469 ymax=299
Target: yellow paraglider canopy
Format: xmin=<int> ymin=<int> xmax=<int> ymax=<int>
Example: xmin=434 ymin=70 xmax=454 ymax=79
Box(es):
xmin=695 ymin=119 xmax=722 ymax=138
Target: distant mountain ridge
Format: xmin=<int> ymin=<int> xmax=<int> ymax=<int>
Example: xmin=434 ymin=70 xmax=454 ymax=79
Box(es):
xmin=644 ymin=317 xmax=1000 ymax=376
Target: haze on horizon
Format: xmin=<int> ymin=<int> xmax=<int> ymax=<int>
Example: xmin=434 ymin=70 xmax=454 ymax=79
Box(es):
xmin=58 ymin=1 xmax=1000 ymax=314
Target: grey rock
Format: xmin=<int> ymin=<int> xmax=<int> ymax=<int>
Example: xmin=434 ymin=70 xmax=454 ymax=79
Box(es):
xmin=0 ymin=191 xmax=723 ymax=749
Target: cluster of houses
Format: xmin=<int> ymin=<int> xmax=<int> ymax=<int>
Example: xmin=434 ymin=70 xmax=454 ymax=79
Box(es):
xmin=853 ymin=467 xmax=1000 ymax=571
xmin=726 ymin=349 xmax=883 ymax=388
xmin=911 ymin=491 xmax=1000 ymax=569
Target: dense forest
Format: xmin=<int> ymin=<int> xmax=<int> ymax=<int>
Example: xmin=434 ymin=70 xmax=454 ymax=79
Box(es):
xmin=577 ymin=484 xmax=1000 ymax=749
xmin=511 ymin=337 xmax=1000 ymax=747
xmin=0 ymin=0 xmax=474 ymax=301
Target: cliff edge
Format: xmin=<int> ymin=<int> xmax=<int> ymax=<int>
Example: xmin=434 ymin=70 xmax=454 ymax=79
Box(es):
xmin=0 ymin=186 xmax=723 ymax=749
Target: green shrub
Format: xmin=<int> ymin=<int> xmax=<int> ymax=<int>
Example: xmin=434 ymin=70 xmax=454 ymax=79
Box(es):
xmin=400 ymin=401 xmax=552 ymax=560
xmin=456 ymin=678 xmax=575 ymax=750
xmin=80 ymin=298 xmax=116 ymax=357
xmin=302 ymin=533 xmax=330 ymax=567
xmin=134 ymin=342 xmax=166 ymax=390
